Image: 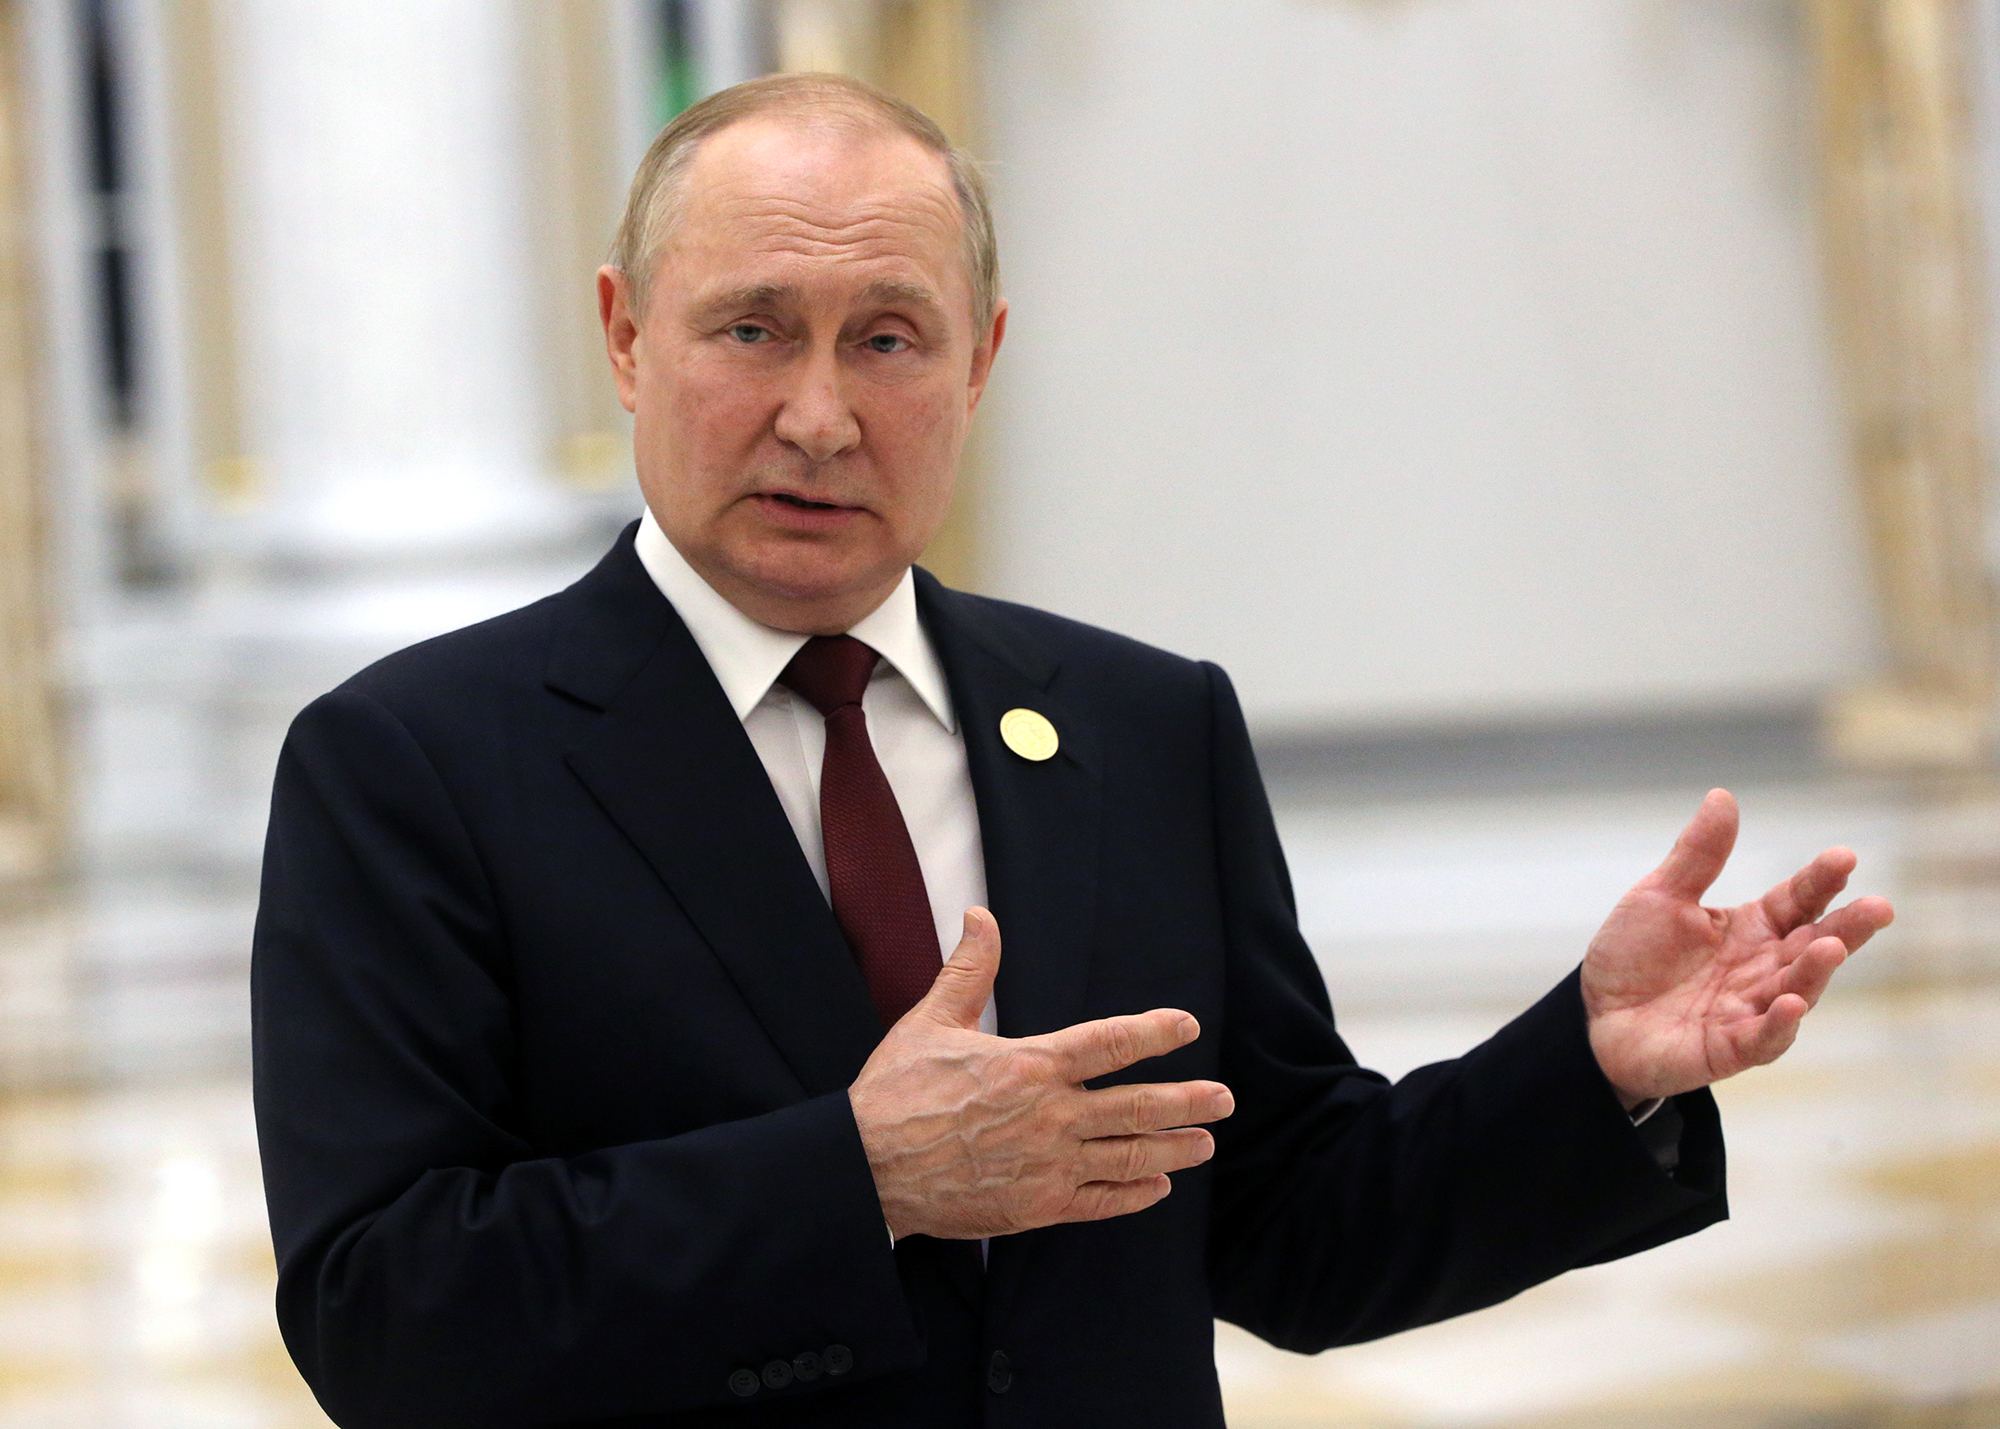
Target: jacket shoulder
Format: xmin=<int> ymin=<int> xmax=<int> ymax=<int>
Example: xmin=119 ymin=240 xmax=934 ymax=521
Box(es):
xmin=333 ymin=592 xmax=566 ymax=720
xmin=327 ymin=525 xmax=663 ymax=725
xmin=926 ymin=580 xmax=1217 ymax=707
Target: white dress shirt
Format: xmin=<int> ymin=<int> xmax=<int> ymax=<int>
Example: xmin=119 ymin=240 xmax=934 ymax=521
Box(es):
xmin=635 ymin=510 xmax=996 ymax=1035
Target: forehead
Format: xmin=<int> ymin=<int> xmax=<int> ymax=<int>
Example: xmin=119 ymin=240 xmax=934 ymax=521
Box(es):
xmin=665 ymin=114 xmax=967 ymax=298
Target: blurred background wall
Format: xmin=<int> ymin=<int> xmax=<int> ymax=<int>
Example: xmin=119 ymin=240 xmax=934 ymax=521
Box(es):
xmin=11 ymin=0 xmax=2000 ymax=870
xmin=986 ymin=1 xmax=1875 ymax=732
xmin=0 ymin=2 xmax=1997 ymax=1425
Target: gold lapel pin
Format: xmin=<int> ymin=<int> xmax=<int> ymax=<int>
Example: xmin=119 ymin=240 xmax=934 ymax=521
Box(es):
xmin=1000 ymin=708 xmax=1059 ymax=762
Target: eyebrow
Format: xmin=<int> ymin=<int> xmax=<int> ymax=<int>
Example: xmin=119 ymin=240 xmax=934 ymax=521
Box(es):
xmin=858 ymin=279 xmax=945 ymax=314
xmin=686 ymin=279 xmax=947 ymax=325
xmin=687 ymin=284 xmax=797 ymax=324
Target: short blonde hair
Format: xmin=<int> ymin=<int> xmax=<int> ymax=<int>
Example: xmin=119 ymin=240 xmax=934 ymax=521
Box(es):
xmin=608 ymin=72 xmax=1000 ymax=332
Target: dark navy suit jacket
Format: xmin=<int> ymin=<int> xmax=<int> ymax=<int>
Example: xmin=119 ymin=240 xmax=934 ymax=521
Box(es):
xmin=252 ymin=525 xmax=1726 ymax=1427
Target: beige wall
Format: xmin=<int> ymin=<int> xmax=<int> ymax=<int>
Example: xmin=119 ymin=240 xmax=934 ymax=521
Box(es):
xmin=1813 ymin=0 xmax=1997 ymax=767
xmin=0 ymin=0 xmax=58 ymax=878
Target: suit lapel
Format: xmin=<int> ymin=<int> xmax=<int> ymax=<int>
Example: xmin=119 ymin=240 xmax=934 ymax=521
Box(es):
xmin=918 ymin=573 xmax=1108 ymax=1322
xmin=550 ymin=529 xmax=884 ymax=1098
xmin=916 ymin=573 xmax=1102 ymax=1045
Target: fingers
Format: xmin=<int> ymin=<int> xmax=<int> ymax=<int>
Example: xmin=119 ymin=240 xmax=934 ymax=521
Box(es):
xmin=1759 ymin=847 xmax=1856 ymax=935
xmin=1648 ymin=789 xmax=1740 ymax=901
xmin=913 ymin=907 xmax=1001 ymax=1030
xmin=1076 ymin=1127 xmax=1216 ymax=1184
xmin=1062 ymin=1174 xmax=1173 ymax=1224
xmin=1041 ymin=1008 xmax=1202 ymax=1083
xmin=1739 ymin=940 xmax=1844 ymax=1072
xmin=1741 ymin=991 xmax=1808 ymax=1067
xmin=1773 ymin=934 xmax=1847 ymax=1011
xmin=1813 ymin=895 xmax=1895 ymax=955
xmin=1070 ymin=1080 xmax=1235 ymax=1139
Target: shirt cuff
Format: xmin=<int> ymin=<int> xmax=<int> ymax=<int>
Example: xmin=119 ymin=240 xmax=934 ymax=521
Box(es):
xmin=1631 ymin=1095 xmax=1684 ymax=1173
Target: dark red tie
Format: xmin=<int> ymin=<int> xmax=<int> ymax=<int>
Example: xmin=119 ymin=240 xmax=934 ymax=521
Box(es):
xmin=780 ymin=635 xmax=940 ymax=1027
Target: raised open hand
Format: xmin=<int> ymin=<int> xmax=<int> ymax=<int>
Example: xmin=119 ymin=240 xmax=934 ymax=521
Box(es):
xmin=1582 ymin=789 xmax=1894 ymax=1108
xmin=849 ymin=907 xmax=1234 ymax=1242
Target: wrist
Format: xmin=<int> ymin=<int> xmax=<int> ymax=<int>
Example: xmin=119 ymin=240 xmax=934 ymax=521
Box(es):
xmin=1583 ymin=1008 xmax=1659 ymax=1113
xmin=849 ymin=1087 xmax=921 ymax=1243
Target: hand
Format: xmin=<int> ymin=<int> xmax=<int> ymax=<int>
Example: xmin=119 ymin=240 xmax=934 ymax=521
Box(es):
xmin=1583 ymin=788 xmax=1895 ymax=1107
xmin=848 ymin=907 xmax=1235 ymax=1242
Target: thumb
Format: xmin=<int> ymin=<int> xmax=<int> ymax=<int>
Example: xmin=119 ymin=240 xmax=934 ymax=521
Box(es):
xmin=915 ymin=907 xmax=1001 ymax=1030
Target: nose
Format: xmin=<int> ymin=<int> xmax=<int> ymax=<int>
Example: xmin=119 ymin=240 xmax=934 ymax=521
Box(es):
xmin=773 ymin=344 xmax=861 ymax=465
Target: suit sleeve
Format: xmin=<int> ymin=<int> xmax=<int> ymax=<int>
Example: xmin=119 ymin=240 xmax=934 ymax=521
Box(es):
xmin=1198 ymin=663 xmax=1727 ymax=1352
xmin=252 ymin=690 xmax=919 ymax=1427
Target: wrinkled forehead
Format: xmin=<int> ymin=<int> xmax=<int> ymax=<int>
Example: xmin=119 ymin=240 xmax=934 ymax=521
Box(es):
xmin=667 ymin=114 xmax=968 ymax=295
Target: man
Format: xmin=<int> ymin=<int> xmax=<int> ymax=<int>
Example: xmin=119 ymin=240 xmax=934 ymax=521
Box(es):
xmin=253 ymin=74 xmax=1893 ymax=1427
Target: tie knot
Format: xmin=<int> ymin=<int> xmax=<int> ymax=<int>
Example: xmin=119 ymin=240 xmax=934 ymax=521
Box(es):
xmin=780 ymin=635 xmax=880 ymax=716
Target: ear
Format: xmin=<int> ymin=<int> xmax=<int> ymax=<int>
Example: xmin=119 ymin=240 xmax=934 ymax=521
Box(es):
xmin=599 ymin=266 xmax=641 ymax=415
xmin=965 ymin=298 xmax=1008 ymax=416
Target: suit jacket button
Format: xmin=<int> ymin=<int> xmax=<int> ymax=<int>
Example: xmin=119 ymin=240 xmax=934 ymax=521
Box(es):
xmin=987 ymin=1350 xmax=1013 ymax=1394
xmin=793 ymin=1350 xmax=824 ymax=1381
xmin=762 ymin=1359 xmax=793 ymax=1390
xmin=824 ymin=1344 xmax=854 ymax=1376
xmin=728 ymin=1368 xmax=760 ymax=1397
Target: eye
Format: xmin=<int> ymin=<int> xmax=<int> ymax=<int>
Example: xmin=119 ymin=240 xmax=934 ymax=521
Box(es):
xmin=864 ymin=332 xmax=910 ymax=354
xmin=729 ymin=323 xmax=771 ymax=344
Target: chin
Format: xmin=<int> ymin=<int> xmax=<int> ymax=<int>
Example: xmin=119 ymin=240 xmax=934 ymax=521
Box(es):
xmin=735 ymin=543 xmax=900 ymax=605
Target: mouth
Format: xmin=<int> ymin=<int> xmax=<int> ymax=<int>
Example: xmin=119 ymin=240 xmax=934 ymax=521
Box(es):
xmin=750 ymin=489 xmax=868 ymax=530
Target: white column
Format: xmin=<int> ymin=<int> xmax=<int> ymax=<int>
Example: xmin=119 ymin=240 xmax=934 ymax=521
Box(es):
xmin=49 ymin=0 xmax=630 ymax=872
xmin=216 ymin=0 xmax=579 ymax=564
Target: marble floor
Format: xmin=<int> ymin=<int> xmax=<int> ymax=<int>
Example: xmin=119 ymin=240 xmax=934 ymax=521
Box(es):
xmin=0 ymin=773 xmax=1993 ymax=1427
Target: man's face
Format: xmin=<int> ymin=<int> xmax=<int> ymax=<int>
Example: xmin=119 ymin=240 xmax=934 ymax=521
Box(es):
xmin=600 ymin=115 xmax=1005 ymax=633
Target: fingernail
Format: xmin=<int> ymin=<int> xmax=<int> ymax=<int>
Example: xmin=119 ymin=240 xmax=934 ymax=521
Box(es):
xmin=1177 ymin=1016 xmax=1199 ymax=1042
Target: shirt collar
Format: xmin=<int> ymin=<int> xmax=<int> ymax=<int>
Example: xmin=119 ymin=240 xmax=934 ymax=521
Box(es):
xmin=633 ymin=508 xmax=956 ymax=733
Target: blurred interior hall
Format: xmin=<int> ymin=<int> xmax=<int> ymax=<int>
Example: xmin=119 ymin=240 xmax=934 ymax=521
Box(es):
xmin=2 ymin=1 xmax=1999 ymax=1425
